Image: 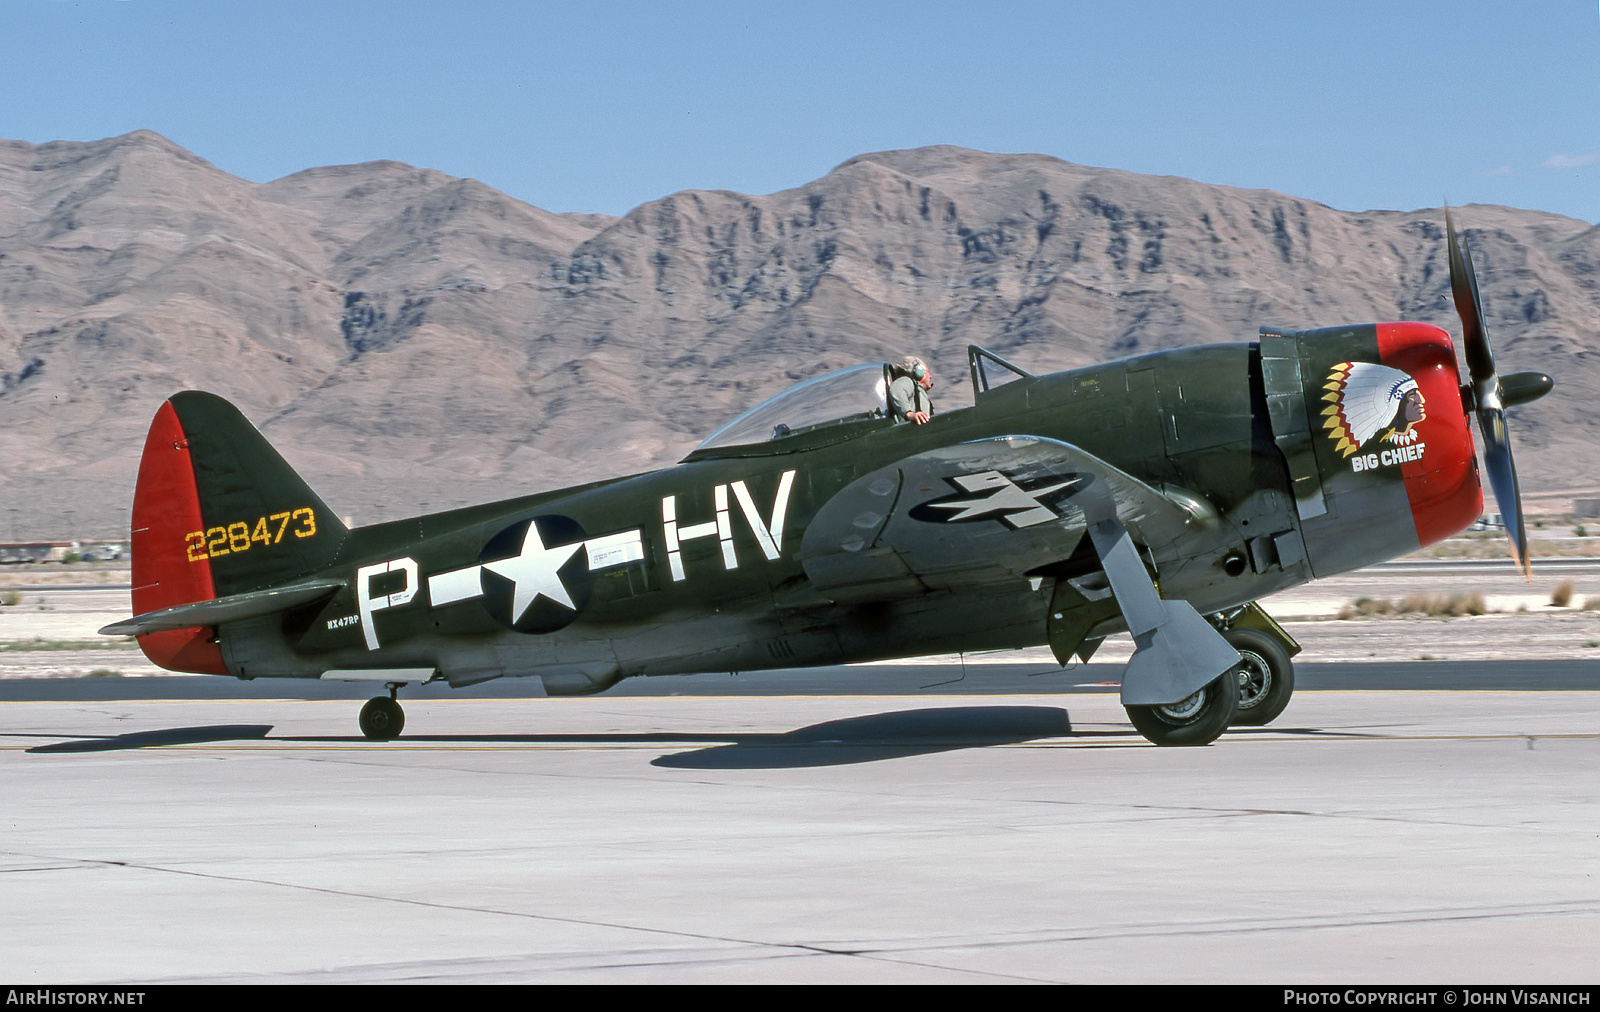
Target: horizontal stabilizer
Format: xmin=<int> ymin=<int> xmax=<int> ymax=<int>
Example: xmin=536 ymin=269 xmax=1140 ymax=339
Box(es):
xmin=100 ymin=579 xmax=345 ymax=637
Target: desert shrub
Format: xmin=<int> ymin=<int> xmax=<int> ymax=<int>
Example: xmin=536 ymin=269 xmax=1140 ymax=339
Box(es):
xmin=1396 ymin=592 xmax=1486 ymax=616
xmin=1341 ymin=593 xmax=1485 ymax=619
xmin=1401 ymin=589 xmax=1440 ymax=611
xmin=1450 ymin=592 xmax=1486 ymax=616
xmin=1340 ymin=597 xmax=1394 ymax=619
xmin=1552 ymin=580 xmax=1575 ymax=608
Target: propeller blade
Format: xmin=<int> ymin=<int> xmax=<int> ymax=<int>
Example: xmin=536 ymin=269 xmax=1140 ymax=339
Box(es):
xmin=1445 ymin=209 xmax=1531 ymax=578
xmin=1479 ymin=408 xmax=1530 ymax=578
xmin=1446 ymin=207 xmax=1493 ymax=389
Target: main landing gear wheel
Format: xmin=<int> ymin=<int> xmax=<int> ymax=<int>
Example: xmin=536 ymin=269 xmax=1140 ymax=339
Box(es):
xmin=1125 ymin=669 xmax=1239 ymax=746
xmin=1225 ymin=627 xmax=1294 ymax=726
xmin=359 ymin=696 xmax=405 ymax=740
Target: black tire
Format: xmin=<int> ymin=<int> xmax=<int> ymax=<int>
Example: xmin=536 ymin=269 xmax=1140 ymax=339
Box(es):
xmin=1225 ymin=627 xmax=1294 ymax=726
xmin=1125 ymin=670 xmax=1239 ymax=746
xmin=359 ymin=696 xmax=405 ymax=740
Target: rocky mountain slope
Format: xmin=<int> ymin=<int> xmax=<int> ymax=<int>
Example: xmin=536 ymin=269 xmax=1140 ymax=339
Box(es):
xmin=0 ymin=131 xmax=1593 ymax=538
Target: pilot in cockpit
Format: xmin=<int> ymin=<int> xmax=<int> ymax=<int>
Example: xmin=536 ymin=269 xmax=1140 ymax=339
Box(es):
xmin=886 ymin=355 xmax=935 ymax=425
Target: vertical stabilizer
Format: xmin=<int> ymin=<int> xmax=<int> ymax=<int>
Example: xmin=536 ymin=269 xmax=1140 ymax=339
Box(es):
xmin=129 ymin=391 xmax=348 ymax=673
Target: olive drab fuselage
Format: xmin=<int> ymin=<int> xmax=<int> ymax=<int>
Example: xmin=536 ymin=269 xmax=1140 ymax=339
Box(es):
xmin=150 ymin=322 xmax=1479 ymax=697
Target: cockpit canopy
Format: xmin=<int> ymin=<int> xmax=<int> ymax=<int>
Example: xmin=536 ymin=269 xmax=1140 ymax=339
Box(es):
xmin=695 ymin=363 xmax=888 ymax=451
xmin=691 ymin=347 xmax=1033 ymax=454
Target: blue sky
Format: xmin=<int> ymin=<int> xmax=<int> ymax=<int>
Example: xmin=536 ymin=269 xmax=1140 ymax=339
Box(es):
xmin=3 ymin=1 xmax=1598 ymax=221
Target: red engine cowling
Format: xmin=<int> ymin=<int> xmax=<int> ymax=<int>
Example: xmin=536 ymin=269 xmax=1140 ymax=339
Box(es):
xmin=1267 ymin=321 xmax=1483 ymax=578
xmin=1373 ymin=321 xmax=1483 ymax=547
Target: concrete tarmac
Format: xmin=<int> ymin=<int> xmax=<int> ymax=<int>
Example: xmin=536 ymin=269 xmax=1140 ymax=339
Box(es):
xmin=3 ymin=688 xmax=1598 ymax=983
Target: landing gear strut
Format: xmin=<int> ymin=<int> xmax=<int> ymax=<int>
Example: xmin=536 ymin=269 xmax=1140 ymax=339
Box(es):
xmin=358 ymin=683 xmax=406 ymax=740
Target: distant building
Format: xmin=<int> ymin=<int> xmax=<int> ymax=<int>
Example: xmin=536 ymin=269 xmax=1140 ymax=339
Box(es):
xmin=1468 ymin=514 xmax=1504 ymax=532
xmin=0 ymin=541 xmax=79 ymax=563
xmin=77 ymin=541 xmax=127 ymax=561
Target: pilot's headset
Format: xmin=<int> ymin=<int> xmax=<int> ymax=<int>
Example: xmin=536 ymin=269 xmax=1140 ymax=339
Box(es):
xmin=892 ymin=355 xmax=928 ymax=381
xmin=906 ymin=356 xmax=930 ymax=387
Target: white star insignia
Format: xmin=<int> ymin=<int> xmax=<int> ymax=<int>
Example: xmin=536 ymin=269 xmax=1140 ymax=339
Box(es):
xmin=482 ymin=523 xmax=583 ymax=622
xmin=926 ymin=470 xmax=1077 ymax=528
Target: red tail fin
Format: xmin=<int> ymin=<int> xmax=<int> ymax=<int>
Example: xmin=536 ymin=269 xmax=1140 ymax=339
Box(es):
xmin=129 ymin=400 xmax=228 ymax=674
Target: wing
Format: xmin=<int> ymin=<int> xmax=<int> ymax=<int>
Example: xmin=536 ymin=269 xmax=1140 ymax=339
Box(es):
xmin=798 ymin=435 xmax=1199 ymax=602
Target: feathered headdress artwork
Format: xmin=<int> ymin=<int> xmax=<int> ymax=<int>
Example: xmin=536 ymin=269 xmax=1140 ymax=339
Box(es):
xmin=1322 ymin=361 xmax=1420 ymax=457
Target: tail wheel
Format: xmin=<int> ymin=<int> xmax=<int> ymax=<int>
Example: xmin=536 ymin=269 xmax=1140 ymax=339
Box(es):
xmin=359 ymin=696 xmax=405 ymax=740
xmin=1225 ymin=627 xmax=1294 ymax=726
xmin=1124 ymin=670 xmax=1239 ymax=746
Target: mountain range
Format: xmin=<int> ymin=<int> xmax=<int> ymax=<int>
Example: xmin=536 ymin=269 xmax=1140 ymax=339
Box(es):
xmin=1 ymin=130 xmax=1593 ymax=539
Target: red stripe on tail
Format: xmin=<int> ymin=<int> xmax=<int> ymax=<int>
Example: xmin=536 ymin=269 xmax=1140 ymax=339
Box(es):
xmin=129 ymin=401 xmax=229 ymax=674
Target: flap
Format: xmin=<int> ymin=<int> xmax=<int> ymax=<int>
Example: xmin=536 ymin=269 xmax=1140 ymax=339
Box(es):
xmin=798 ymin=435 xmax=1200 ymax=600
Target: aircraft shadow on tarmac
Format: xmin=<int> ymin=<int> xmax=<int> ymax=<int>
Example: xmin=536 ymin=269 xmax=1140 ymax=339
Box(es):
xmin=647 ymin=711 xmax=1353 ymax=767
xmin=15 ymin=708 xmax=1346 ymax=762
xmin=24 ymin=724 xmax=274 ymax=753
xmin=650 ymin=705 xmax=1079 ymax=768
xmin=19 ymin=707 xmax=1083 ymax=763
